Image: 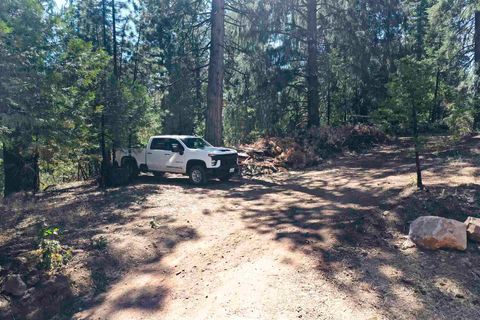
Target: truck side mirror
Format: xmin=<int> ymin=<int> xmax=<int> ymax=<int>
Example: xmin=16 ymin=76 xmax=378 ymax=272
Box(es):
xmin=172 ymin=144 xmax=184 ymax=155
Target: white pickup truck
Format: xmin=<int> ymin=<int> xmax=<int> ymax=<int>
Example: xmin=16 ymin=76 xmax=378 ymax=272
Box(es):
xmin=115 ymin=135 xmax=238 ymax=185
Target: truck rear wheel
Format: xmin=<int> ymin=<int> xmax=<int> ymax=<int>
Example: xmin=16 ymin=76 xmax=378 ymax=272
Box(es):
xmin=189 ymin=165 xmax=206 ymax=185
xmin=123 ymin=158 xmax=139 ymax=180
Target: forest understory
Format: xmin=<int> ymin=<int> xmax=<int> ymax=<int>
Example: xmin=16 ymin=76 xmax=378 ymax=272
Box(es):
xmin=0 ymin=135 xmax=479 ymax=320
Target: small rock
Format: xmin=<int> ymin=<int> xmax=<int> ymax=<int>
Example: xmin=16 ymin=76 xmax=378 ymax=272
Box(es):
xmin=409 ymin=216 xmax=467 ymax=251
xmin=465 ymin=217 xmax=480 ymax=242
xmin=401 ymin=239 xmax=416 ymax=250
xmin=2 ymin=274 xmax=27 ymax=297
xmin=0 ymin=295 xmax=11 ymax=319
xmin=0 ymin=295 xmax=10 ymax=310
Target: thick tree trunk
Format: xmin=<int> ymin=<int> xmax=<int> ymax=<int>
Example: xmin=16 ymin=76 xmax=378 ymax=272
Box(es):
xmin=3 ymin=145 xmax=39 ymax=196
xmin=474 ymin=11 xmax=480 ymax=128
xmin=306 ymin=0 xmax=319 ymax=128
xmin=205 ymin=0 xmax=225 ymax=146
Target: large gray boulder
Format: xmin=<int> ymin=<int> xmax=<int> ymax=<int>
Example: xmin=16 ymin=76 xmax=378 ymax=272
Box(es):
xmin=409 ymin=216 xmax=467 ymax=251
xmin=465 ymin=217 xmax=480 ymax=242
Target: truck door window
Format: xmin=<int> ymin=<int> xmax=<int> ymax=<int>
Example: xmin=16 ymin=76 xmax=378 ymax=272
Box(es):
xmin=150 ymin=138 xmax=168 ymax=150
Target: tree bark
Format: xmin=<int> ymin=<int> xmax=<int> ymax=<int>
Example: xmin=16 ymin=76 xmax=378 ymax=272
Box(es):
xmin=99 ymin=0 xmax=109 ymax=187
xmin=205 ymin=0 xmax=225 ymax=146
xmin=3 ymin=145 xmax=39 ymax=196
xmin=327 ymin=82 xmax=332 ymax=125
xmin=306 ymin=0 xmax=320 ymax=128
xmin=111 ymin=0 xmax=119 ymax=165
xmin=111 ymin=0 xmax=119 ymax=79
xmin=474 ymin=10 xmax=480 ymax=128
xmin=430 ymin=67 xmax=440 ymax=123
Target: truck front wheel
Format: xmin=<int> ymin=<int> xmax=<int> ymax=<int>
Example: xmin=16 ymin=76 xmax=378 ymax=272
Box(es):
xmin=188 ymin=165 xmax=206 ymax=185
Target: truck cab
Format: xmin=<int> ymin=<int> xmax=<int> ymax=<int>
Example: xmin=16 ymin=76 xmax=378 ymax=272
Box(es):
xmin=116 ymin=135 xmax=238 ymax=185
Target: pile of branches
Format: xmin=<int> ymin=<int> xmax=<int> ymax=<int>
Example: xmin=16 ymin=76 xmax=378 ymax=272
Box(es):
xmin=238 ymin=125 xmax=388 ymax=176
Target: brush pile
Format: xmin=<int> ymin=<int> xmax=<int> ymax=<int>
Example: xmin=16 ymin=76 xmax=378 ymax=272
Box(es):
xmin=238 ymin=125 xmax=388 ymax=176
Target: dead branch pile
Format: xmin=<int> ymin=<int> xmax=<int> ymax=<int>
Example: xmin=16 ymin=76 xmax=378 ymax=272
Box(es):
xmin=238 ymin=125 xmax=388 ymax=176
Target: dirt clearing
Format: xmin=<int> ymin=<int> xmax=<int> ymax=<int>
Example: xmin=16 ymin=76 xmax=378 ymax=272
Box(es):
xmin=1 ymin=136 xmax=480 ymax=319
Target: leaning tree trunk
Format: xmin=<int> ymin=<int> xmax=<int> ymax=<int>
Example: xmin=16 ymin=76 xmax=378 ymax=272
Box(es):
xmin=306 ymin=0 xmax=320 ymax=128
xmin=474 ymin=10 xmax=480 ymax=129
xmin=205 ymin=0 xmax=225 ymax=146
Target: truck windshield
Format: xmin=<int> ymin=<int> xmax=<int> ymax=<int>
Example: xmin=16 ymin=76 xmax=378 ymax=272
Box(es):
xmin=181 ymin=138 xmax=212 ymax=149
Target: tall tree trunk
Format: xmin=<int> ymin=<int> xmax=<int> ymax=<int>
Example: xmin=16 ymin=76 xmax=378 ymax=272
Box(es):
xmin=111 ymin=0 xmax=119 ymax=165
xmin=306 ymin=0 xmax=319 ymax=128
xmin=111 ymin=0 xmax=118 ymax=79
xmin=327 ymin=82 xmax=332 ymax=125
xmin=205 ymin=0 xmax=225 ymax=146
xmin=101 ymin=0 xmax=108 ymax=51
xmin=474 ymin=10 xmax=480 ymax=128
xmin=99 ymin=0 xmax=109 ymax=187
xmin=132 ymin=26 xmax=143 ymax=85
xmin=430 ymin=67 xmax=440 ymax=123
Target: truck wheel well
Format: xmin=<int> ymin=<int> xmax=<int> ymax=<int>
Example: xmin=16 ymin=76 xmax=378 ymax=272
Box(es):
xmin=121 ymin=156 xmax=138 ymax=169
xmin=186 ymin=160 xmax=206 ymax=173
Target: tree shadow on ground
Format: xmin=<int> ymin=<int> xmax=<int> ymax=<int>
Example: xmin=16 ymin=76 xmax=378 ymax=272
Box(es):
xmin=0 ymin=180 xmax=199 ymax=320
xmin=212 ymin=136 xmax=480 ymax=319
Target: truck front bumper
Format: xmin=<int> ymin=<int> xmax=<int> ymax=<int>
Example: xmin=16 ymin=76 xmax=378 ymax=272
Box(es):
xmin=206 ymin=165 xmax=239 ymax=177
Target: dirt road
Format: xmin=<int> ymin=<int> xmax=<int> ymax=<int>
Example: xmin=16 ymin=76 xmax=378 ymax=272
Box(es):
xmin=71 ymin=137 xmax=480 ymax=320
xmin=2 ymin=137 xmax=479 ymax=319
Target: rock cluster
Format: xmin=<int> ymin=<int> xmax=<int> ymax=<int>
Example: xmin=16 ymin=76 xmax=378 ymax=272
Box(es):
xmin=409 ymin=215 xmax=480 ymax=251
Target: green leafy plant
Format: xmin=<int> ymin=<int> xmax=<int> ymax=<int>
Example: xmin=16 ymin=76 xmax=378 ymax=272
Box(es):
xmin=91 ymin=235 xmax=108 ymax=250
xmin=37 ymin=226 xmax=72 ymax=271
xmin=150 ymin=218 xmax=161 ymax=229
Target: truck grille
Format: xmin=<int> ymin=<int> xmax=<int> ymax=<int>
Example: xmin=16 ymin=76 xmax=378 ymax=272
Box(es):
xmin=212 ymin=154 xmax=237 ymax=167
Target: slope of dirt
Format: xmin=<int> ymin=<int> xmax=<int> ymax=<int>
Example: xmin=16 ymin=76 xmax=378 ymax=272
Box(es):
xmin=1 ymin=135 xmax=479 ymax=319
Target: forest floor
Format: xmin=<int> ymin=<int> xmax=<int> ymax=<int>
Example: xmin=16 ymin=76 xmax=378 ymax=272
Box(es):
xmin=1 ymin=135 xmax=480 ymax=320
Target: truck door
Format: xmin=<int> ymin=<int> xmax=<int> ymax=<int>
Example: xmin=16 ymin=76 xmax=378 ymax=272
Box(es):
xmin=164 ymin=139 xmax=185 ymax=173
xmin=146 ymin=138 xmax=169 ymax=172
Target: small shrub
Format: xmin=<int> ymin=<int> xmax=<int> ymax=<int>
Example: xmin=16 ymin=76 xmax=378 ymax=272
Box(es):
xmin=37 ymin=226 xmax=72 ymax=271
xmin=91 ymin=235 xmax=108 ymax=250
xmin=150 ymin=218 xmax=161 ymax=229
xmin=445 ymin=107 xmax=474 ymax=138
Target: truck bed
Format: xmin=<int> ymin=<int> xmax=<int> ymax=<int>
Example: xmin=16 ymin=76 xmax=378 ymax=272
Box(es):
xmin=115 ymin=148 xmax=146 ymax=166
